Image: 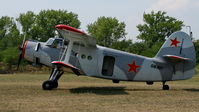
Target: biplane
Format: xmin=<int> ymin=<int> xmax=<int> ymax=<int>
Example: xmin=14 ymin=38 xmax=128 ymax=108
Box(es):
xmin=18 ymin=25 xmax=196 ymax=90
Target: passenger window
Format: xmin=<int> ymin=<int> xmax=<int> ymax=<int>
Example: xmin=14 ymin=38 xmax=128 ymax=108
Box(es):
xmin=87 ymin=56 xmax=92 ymax=60
xmin=81 ymin=54 xmax=86 ymax=59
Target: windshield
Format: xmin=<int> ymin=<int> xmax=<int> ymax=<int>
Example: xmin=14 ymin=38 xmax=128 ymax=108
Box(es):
xmin=46 ymin=38 xmax=64 ymax=48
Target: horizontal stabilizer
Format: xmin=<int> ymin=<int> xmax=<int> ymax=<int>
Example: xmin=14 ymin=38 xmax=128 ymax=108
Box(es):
xmin=163 ymin=55 xmax=191 ymax=62
xmin=52 ymin=61 xmax=79 ymax=70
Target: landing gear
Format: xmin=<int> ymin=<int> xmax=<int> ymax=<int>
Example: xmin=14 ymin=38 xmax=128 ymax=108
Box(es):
xmin=112 ymin=80 xmax=120 ymax=83
xmin=162 ymin=81 xmax=169 ymax=90
xmin=42 ymin=67 xmax=64 ymax=90
xmin=42 ymin=80 xmax=58 ymax=90
xmin=146 ymin=81 xmax=154 ymax=85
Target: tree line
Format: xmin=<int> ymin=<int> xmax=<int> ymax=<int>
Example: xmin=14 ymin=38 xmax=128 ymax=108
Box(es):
xmin=0 ymin=9 xmax=198 ymax=72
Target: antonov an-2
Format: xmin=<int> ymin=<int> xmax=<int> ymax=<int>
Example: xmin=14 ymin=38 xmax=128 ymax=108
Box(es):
xmin=18 ymin=24 xmax=196 ymax=90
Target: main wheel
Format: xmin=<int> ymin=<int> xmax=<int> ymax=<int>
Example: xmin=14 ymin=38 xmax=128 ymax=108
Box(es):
xmin=42 ymin=80 xmax=53 ymax=90
xmin=163 ymin=85 xmax=169 ymax=90
xmin=52 ymin=81 xmax=58 ymax=88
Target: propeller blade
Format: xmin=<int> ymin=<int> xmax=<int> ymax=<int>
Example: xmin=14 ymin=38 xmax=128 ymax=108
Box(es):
xmin=17 ymin=34 xmax=26 ymax=70
xmin=20 ymin=35 xmax=26 ymax=49
xmin=21 ymin=35 xmax=26 ymax=47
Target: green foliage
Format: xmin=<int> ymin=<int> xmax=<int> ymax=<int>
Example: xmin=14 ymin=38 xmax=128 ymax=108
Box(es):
xmin=0 ymin=9 xmax=80 ymax=68
xmin=140 ymin=42 xmax=164 ymax=57
xmin=137 ymin=11 xmax=183 ymax=48
xmin=87 ymin=16 xmax=126 ymax=47
xmin=111 ymin=40 xmax=133 ymax=52
xmin=17 ymin=9 xmax=81 ymax=41
xmin=0 ymin=16 xmax=18 ymax=40
xmin=17 ymin=11 xmax=36 ymax=32
xmin=194 ymin=40 xmax=199 ymax=64
xmin=0 ymin=47 xmax=19 ymax=65
xmin=16 ymin=11 xmax=36 ymax=39
xmin=0 ymin=16 xmax=14 ymax=39
xmin=128 ymin=42 xmax=147 ymax=55
xmin=0 ymin=16 xmax=21 ymax=69
xmin=0 ymin=16 xmax=20 ymax=51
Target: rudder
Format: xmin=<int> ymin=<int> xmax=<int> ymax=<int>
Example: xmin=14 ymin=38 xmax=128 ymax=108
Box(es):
xmin=155 ymin=31 xmax=196 ymax=79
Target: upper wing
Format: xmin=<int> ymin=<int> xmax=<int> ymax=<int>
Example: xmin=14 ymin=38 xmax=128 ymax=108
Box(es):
xmin=55 ymin=25 xmax=96 ymax=47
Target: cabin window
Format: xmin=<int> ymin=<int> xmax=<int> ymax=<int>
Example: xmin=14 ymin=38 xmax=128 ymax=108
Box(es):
xmin=81 ymin=54 xmax=86 ymax=59
xmin=102 ymin=56 xmax=115 ymax=76
xmin=87 ymin=56 xmax=92 ymax=60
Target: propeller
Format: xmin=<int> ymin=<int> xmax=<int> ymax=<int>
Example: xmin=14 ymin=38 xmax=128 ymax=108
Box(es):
xmin=17 ymin=35 xmax=26 ymax=70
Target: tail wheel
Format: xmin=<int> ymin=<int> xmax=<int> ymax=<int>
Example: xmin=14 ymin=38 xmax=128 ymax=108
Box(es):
xmin=112 ymin=80 xmax=120 ymax=83
xmin=163 ymin=85 xmax=169 ymax=90
xmin=162 ymin=81 xmax=170 ymax=90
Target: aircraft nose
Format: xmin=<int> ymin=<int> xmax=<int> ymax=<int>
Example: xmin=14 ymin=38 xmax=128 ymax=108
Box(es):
xmin=21 ymin=40 xmax=29 ymax=58
xmin=17 ymin=40 xmax=29 ymax=69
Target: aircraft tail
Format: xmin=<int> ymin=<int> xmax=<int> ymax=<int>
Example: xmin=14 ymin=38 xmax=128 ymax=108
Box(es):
xmin=155 ymin=31 xmax=196 ymax=79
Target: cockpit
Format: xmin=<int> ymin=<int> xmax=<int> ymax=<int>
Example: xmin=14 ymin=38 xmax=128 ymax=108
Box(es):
xmin=45 ymin=38 xmax=64 ymax=48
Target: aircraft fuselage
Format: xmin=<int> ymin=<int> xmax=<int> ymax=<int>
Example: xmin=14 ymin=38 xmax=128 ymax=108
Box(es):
xmin=70 ymin=44 xmax=189 ymax=82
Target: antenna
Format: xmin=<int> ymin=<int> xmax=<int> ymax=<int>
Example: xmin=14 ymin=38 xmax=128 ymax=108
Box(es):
xmin=186 ymin=26 xmax=193 ymax=40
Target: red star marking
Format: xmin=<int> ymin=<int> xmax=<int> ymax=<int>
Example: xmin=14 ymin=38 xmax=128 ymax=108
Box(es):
xmin=128 ymin=61 xmax=140 ymax=73
xmin=170 ymin=38 xmax=181 ymax=47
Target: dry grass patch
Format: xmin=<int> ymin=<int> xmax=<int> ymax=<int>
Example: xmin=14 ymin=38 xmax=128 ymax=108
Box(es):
xmin=0 ymin=73 xmax=199 ymax=112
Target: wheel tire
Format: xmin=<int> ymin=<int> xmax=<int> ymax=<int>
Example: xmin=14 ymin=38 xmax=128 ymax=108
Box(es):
xmin=52 ymin=81 xmax=58 ymax=88
xmin=42 ymin=80 xmax=53 ymax=90
xmin=112 ymin=80 xmax=120 ymax=83
xmin=163 ymin=85 xmax=169 ymax=90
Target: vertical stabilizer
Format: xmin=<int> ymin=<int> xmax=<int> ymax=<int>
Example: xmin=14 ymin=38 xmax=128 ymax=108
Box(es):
xmin=156 ymin=31 xmax=196 ymax=79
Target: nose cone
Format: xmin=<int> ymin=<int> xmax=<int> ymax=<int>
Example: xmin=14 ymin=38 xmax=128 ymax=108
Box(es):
xmin=23 ymin=40 xmax=37 ymax=62
xmin=22 ymin=40 xmax=29 ymax=58
xmin=18 ymin=40 xmax=29 ymax=69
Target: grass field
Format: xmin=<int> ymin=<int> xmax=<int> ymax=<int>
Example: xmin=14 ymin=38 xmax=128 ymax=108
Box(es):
xmin=0 ymin=70 xmax=199 ymax=112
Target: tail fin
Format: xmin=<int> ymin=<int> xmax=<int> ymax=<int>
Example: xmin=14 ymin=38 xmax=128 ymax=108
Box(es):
xmin=156 ymin=31 xmax=196 ymax=79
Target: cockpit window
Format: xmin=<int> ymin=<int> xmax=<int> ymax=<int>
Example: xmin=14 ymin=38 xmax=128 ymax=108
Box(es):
xmin=52 ymin=39 xmax=63 ymax=48
xmin=46 ymin=38 xmax=63 ymax=48
xmin=46 ymin=38 xmax=54 ymax=46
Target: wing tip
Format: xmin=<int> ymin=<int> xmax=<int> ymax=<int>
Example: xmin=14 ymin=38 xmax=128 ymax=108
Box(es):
xmin=55 ymin=24 xmax=86 ymax=35
xmin=52 ymin=61 xmax=79 ymax=70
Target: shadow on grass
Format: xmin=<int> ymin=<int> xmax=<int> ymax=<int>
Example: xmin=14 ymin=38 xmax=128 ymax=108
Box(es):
xmin=124 ymin=88 xmax=163 ymax=91
xmin=69 ymin=86 xmax=129 ymax=95
xmin=183 ymin=88 xmax=199 ymax=92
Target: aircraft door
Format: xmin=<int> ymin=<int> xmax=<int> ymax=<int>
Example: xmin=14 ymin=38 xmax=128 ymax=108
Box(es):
xmin=102 ymin=56 xmax=115 ymax=76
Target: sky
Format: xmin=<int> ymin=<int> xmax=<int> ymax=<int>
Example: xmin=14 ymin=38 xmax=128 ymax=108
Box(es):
xmin=0 ymin=0 xmax=199 ymax=41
